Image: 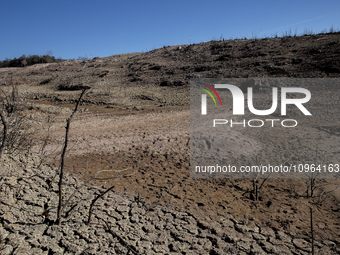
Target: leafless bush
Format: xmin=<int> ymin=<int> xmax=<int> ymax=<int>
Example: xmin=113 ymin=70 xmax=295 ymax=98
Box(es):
xmin=0 ymin=77 xmax=19 ymax=115
xmin=317 ymin=184 xmax=340 ymax=205
xmin=250 ymin=147 xmax=294 ymax=201
xmin=0 ymin=80 xmax=37 ymax=156
xmin=303 ymin=148 xmax=329 ymax=199
xmin=4 ymin=113 xmax=36 ymax=154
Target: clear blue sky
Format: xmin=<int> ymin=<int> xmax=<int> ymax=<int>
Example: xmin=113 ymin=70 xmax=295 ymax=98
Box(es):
xmin=1 ymin=0 xmax=339 ymax=61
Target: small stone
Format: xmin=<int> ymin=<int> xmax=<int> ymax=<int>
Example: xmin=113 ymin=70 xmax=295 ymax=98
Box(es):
xmin=248 ymin=224 xmax=260 ymax=233
xmin=153 ymin=244 xmax=169 ymax=253
xmin=3 ymin=176 xmax=17 ymax=186
xmin=183 ymin=224 xmax=198 ymax=235
xmin=258 ymin=240 xmax=276 ymax=253
xmin=2 ymin=212 xmax=15 ymax=224
xmin=252 ymin=233 xmax=266 ymax=240
xmin=223 ymin=228 xmax=243 ymax=243
xmin=275 ymin=244 xmax=293 ymax=255
xmin=322 ymin=240 xmax=336 ymax=247
xmin=0 ymin=245 xmax=13 ymax=255
xmin=0 ymin=227 xmax=9 ymax=240
xmin=219 ymin=218 xmax=235 ymax=228
xmin=116 ymin=205 xmax=129 ymax=213
xmin=46 ymin=225 xmax=63 ymax=240
xmin=137 ymin=240 xmax=152 ymax=250
xmin=235 ymin=224 xmax=250 ymax=233
xmin=130 ymin=214 xmax=139 ymax=223
xmin=317 ymin=246 xmax=334 ymax=255
xmin=251 ymin=243 xmax=265 ymax=254
xmin=277 ymin=231 xmax=292 ymax=243
xmin=260 ymin=227 xmax=276 ymax=237
xmin=238 ymin=241 xmax=251 ymax=253
xmin=317 ymin=222 xmax=326 ymax=229
xmin=142 ymin=224 xmax=155 ymax=233
xmin=197 ymin=220 xmax=210 ymax=230
xmin=130 ymin=207 xmax=145 ymax=215
xmin=292 ymin=238 xmax=312 ymax=252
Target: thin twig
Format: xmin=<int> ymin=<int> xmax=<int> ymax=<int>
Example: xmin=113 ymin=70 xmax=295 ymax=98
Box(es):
xmin=63 ymin=168 xmax=132 ymax=216
xmin=86 ymin=171 xmax=135 ymax=224
xmin=310 ymin=207 xmax=314 ymax=255
xmin=56 ymin=88 xmax=88 ymax=226
xmin=318 ymin=184 xmax=340 ymax=204
xmin=258 ymin=153 xmax=294 ymax=191
xmin=104 ymin=221 xmax=140 ymax=255
xmin=0 ymin=110 xmax=8 ymax=159
xmin=87 ymin=185 xmax=115 ymax=225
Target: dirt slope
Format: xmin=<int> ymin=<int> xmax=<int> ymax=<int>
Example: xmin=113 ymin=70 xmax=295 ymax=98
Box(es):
xmin=0 ymin=32 xmax=340 ymax=251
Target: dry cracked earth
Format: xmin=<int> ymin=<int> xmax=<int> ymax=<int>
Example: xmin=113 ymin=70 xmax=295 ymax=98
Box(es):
xmin=0 ymin=32 xmax=340 ymax=254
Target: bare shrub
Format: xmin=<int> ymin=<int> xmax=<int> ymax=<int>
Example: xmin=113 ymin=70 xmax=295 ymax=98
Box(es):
xmin=0 ymin=80 xmax=37 ymax=156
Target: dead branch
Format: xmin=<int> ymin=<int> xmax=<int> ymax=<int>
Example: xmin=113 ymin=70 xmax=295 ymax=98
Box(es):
xmin=147 ymin=184 xmax=181 ymax=199
xmin=0 ymin=110 xmax=7 ymax=159
xmin=318 ymin=184 xmax=340 ymax=204
xmin=258 ymin=153 xmax=295 ymax=192
xmin=0 ymin=88 xmax=10 ymax=115
xmin=63 ymin=168 xmax=132 ymax=217
xmin=305 ymin=148 xmax=326 ymax=198
xmin=250 ymin=153 xmax=294 ymax=201
xmin=87 ymin=185 xmax=115 ymax=225
xmin=86 ymin=171 xmax=135 ymax=225
xmin=310 ymin=207 xmax=314 ymax=255
xmin=56 ymin=88 xmax=88 ymax=226
xmin=104 ymin=221 xmax=140 ymax=255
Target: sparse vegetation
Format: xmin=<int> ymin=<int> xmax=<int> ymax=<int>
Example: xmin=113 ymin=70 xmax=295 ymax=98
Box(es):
xmin=0 ymin=80 xmax=36 ymax=154
xmin=0 ymin=29 xmax=339 ymax=254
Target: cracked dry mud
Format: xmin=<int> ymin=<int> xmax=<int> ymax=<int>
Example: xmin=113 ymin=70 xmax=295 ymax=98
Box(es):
xmin=1 ymin=32 xmax=340 ymax=254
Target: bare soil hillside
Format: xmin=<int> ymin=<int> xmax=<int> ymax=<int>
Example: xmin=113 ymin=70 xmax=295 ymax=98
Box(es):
xmin=1 ymin=32 xmax=340 ymax=252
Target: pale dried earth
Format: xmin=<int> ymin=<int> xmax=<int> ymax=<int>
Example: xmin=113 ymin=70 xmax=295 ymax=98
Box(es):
xmin=0 ymin=32 xmax=340 ymax=254
xmin=1 ymin=152 xmax=337 ymax=254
